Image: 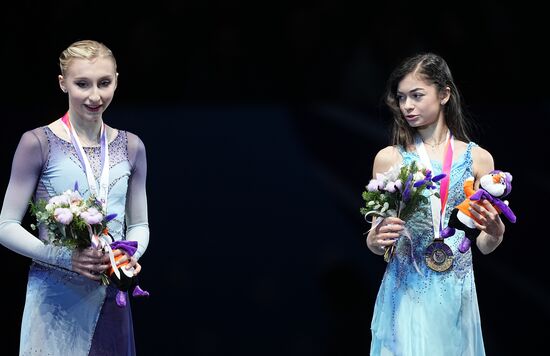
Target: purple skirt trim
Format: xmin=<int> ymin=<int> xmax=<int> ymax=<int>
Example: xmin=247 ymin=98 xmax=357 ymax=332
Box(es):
xmin=89 ymin=286 xmax=136 ymax=356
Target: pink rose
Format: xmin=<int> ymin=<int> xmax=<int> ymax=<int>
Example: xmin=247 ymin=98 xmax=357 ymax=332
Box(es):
xmin=80 ymin=208 xmax=103 ymax=225
xmin=384 ymin=181 xmax=398 ymax=193
xmin=367 ymin=179 xmax=379 ymax=192
xmin=54 ymin=208 xmax=73 ymax=225
xmin=394 ymin=179 xmax=403 ymax=191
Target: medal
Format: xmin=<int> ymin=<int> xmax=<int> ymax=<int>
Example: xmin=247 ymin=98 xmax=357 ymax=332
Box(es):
xmin=425 ymin=239 xmax=453 ymax=272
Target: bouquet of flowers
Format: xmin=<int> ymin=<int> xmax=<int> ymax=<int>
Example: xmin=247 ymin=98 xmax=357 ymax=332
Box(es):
xmin=29 ymin=182 xmax=116 ymax=285
xmin=30 ymin=181 xmax=150 ymax=307
xmin=360 ymin=161 xmax=445 ymax=264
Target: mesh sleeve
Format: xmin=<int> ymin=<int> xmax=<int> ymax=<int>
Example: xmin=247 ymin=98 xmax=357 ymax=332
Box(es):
xmin=125 ymin=132 xmax=150 ymax=260
xmin=0 ymin=129 xmax=72 ymax=270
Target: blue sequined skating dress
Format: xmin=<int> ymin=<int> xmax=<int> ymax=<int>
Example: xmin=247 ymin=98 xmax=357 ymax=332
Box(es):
xmin=370 ymin=143 xmax=485 ymax=356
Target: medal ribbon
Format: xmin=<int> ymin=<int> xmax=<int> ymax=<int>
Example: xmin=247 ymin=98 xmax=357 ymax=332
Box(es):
xmin=87 ymin=224 xmax=120 ymax=280
xmin=61 ymin=112 xmax=119 ymax=274
xmin=60 ymin=112 xmax=110 ymax=210
xmin=415 ymin=132 xmax=454 ymax=238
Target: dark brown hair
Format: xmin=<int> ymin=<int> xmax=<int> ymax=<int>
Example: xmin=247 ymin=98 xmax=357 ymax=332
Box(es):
xmin=384 ymin=53 xmax=473 ymax=148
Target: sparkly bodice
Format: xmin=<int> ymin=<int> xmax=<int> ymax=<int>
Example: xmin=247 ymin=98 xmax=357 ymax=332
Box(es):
xmin=392 ymin=142 xmax=477 ymax=279
xmin=36 ymin=127 xmax=131 ymax=240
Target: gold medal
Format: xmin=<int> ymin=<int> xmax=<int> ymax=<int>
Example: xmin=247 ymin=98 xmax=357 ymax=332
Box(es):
xmin=425 ymin=239 xmax=453 ymax=272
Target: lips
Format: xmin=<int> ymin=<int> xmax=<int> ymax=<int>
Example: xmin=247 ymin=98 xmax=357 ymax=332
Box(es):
xmin=85 ymin=105 xmax=102 ymax=112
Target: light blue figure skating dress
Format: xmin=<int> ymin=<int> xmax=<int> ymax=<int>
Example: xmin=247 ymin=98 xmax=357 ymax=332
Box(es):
xmin=0 ymin=124 xmax=149 ymax=356
xmin=370 ymin=143 xmax=485 ymax=356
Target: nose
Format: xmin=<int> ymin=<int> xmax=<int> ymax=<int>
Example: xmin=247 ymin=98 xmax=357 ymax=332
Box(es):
xmin=89 ymin=87 xmax=101 ymax=103
xmin=402 ymin=97 xmax=414 ymax=111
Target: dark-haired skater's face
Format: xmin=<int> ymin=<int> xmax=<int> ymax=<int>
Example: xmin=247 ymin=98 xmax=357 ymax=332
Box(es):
xmin=396 ymin=73 xmax=446 ymax=129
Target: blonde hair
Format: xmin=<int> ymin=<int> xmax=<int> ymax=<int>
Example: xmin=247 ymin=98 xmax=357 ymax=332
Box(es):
xmin=59 ymin=40 xmax=117 ymax=75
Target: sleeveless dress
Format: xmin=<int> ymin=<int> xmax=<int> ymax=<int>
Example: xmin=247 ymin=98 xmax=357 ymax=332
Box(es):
xmin=370 ymin=142 xmax=486 ymax=356
xmin=19 ymin=126 xmax=136 ymax=356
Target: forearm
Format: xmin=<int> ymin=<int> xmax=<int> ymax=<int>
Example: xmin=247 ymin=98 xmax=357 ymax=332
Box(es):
xmin=126 ymin=223 xmax=149 ymax=260
xmin=125 ymin=134 xmax=150 ymax=261
xmin=0 ymin=220 xmax=72 ymax=269
xmin=476 ymin=230 xmax=503 ymax=254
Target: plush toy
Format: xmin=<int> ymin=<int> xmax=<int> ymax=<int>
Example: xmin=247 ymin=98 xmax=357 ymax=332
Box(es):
xmin=108 ymin=240 xmax=150 ymax=307
xmin=441 ymin=170 xmax=516 ymax=253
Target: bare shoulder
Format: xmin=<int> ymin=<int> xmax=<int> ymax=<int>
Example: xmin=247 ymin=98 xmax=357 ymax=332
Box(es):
xmin=372 ymin=146 xmax=402 ymax=176
xmin=471 ymin=145 xmax=495 ymax=177
xmin=453 ymin=139 xmax=468 ymax=157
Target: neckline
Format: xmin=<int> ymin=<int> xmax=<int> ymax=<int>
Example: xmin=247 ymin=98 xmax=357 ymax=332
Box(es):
xmin=45 ymin=125 xmax=120 ymax=148
xmin=416 ymin=142 xmax=472 ymax=168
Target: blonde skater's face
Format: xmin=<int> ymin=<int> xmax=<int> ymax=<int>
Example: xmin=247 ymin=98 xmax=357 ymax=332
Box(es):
xmin=58 ymin=57 xmax=118 ymax=123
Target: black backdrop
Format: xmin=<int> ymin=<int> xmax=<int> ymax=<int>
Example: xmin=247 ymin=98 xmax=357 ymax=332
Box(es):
xmin=1 ymin=2 xmax=548 ymax=355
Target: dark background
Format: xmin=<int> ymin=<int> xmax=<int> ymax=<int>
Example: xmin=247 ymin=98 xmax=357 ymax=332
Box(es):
xmin=1 ymin=1 xmax=548 ymax=355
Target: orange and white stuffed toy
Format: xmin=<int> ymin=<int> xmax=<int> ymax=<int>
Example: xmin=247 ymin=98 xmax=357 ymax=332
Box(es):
xmin=441 ymin=170 xmax=516 ymax=253
xmin=108 ymin=240 xmax=150 ymax=307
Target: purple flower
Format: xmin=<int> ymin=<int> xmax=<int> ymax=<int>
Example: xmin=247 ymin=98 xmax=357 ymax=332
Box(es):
xmin=413 ymin=179 xmax=427 ymax=188
xmin=54 ymin=208 xmax=73 ymax=225
xmin=414 ymin=173 xmax=446 ymax=188
xmin=80 ymin=208 xmax=104 ymax=225
xmin=402 ymin=174 xmax=413 ymax=202
xmin=104 ymin=213 xmax=118 ymax=222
